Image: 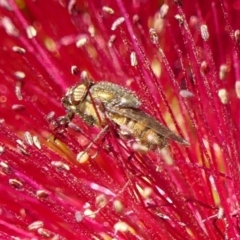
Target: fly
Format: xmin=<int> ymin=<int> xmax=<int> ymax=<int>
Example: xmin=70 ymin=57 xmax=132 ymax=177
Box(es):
xmin=59 ymin=79 xmax=189 ymax=152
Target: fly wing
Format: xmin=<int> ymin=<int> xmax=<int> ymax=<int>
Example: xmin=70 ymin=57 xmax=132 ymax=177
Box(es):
xmin=107 ymin=107 xmax=189 ymax=145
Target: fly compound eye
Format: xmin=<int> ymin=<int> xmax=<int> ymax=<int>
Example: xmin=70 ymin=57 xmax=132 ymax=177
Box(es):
xmin=69 ymin=83 xmax=88 ymax=105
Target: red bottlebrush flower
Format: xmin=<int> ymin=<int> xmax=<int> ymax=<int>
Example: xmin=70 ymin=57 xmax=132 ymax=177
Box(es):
xmin=0 ymin=0 xmax=240 ymax=239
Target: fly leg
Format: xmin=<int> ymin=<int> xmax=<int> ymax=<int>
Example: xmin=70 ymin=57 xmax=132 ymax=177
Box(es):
xmin=57 ymin=111 xmax=74 ymax=126
xmin=76 ymin=125 xmax=109 ymax=161
xmin=48 ymin=111 xmax=74 ymax=132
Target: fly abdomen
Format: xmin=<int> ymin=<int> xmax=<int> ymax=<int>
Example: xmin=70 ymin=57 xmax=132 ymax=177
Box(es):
xmin=126 ymin=119 xmax=168 ymax=150
xmin=109 ymin=111 xmax=168 ymax=150
xmin=126 ymin=120 xmax=147 ymax=137
xmin=140 ymin=129 xmax=167 ymax=149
